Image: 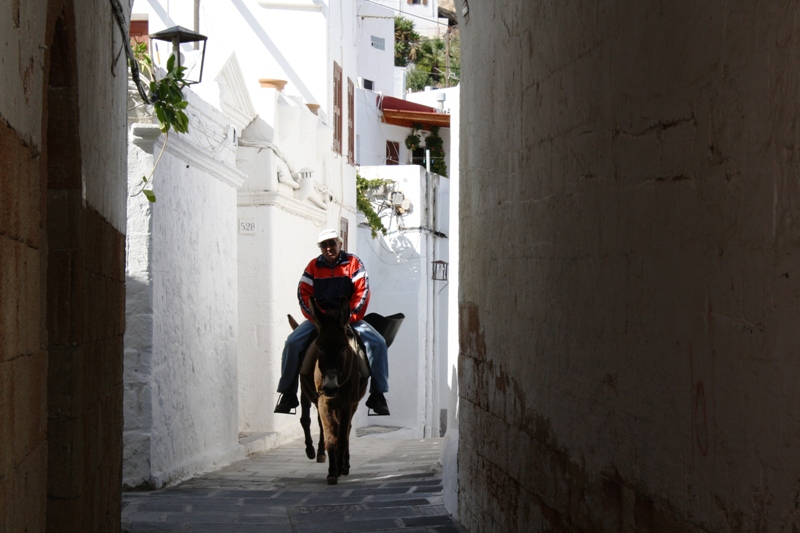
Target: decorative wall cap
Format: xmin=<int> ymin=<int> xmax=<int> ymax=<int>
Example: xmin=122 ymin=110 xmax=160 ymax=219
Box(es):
xmin=237 ymin=191 xmax=327 ymax=222
xmin=131 ymin=124 xmax=163 ymax=149
xmin=162 ymin=130 xmax=247 ymax=189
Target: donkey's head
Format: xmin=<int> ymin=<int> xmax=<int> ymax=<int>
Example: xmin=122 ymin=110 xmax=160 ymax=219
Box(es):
xmin=310 ymin=296 xmax=354 ymax=398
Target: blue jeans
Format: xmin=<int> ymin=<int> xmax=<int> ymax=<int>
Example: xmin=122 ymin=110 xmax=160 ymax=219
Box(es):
xmin=277 ymin=319 xmax=389 ymax=394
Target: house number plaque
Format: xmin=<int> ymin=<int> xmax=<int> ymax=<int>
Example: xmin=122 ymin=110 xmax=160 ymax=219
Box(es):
xmin=239 ymin=218 xmax=256 ymax=235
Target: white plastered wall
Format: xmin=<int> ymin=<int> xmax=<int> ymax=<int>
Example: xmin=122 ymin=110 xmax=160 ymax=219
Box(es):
xmin=354 ymin=165 xmax=449 ymax=438
xmin=125 ymin=91 xmax=245 ymax=488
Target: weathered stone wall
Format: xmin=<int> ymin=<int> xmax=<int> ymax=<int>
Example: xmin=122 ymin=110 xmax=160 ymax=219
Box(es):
xmin=0 ymin=0 xmax=128 ymax=530
xmin=0 ymin=95 xmax=48 ymax=533
xmin=458 ymin=1 xmax=800 ymax=531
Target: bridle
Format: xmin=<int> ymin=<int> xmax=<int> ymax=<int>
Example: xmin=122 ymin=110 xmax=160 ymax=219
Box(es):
xmin=316 ymin=330 xmax=357 ymax=393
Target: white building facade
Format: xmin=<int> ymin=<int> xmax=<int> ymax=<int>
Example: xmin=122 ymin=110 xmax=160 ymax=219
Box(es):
xmin=124 ymin=0 xmax=459 ymax=488
xmin=126 ymin=0 xmax=362 ymax=485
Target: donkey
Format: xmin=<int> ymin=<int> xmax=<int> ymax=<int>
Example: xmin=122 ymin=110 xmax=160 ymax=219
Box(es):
xmin=299 ymin=297 xmax=368 ymax=484
xmin=287 ymin=313 xmax=326 ymax=464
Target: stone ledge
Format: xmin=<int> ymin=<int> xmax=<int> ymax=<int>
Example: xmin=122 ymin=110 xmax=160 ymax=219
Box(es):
xmin=238 ymin=424 xmax=305 ymax=456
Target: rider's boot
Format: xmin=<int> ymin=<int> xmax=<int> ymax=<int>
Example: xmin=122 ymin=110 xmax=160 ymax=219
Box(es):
xmin=366 ymin=391 xmax=390 ymax=416
xmin=274 ymin=391 xmax=299 ymax=414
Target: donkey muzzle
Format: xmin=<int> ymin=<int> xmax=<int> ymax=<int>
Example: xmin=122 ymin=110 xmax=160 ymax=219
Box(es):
xmin=322 ymin=374 xmax=339 ymax=397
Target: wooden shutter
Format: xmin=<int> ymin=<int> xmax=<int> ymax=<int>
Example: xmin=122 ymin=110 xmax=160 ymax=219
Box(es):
xmin=339 ymin=218 xmax=349 ymax=251
xmin=130 ymin=20 xmax=149 ymax=47
xmin=333 ymin=62 xmax=342 ymax=155
xmin=386 ymin=141 xmax=399 ymax=165
xmin=347 ymin=78 xmax=355 ymax=165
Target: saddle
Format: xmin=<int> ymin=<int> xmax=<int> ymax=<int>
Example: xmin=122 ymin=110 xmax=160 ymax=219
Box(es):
xmin=299 ymin=326 xmax=370 ymax=379
xmin=296 ymin=312 xmax=405 ymax=380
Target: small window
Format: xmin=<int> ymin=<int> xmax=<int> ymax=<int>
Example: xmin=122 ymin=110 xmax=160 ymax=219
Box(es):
xmin=363 ymin=79 xmax=374 ymax=91
xmin=370 ymin=35 xmax=385 ymax=50
xmin=386 ymin=141 xmax=400 ymax=165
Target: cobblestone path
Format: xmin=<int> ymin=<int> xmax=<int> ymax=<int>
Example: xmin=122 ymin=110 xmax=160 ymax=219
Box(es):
xmin=122 ymin=436 xmax=465 ymax=533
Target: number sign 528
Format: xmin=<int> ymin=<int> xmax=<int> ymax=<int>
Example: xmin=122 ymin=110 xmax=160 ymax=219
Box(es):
xmin=239 ymin=218 xmax=256 ymax=235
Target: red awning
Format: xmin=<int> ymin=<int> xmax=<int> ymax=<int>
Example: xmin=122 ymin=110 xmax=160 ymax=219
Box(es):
xmin=378 ymin=95 xmax=450 ymax=129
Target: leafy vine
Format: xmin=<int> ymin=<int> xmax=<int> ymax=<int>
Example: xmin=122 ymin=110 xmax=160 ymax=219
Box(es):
xmin=128 ymin=43 xmax=191 ymax=202
xmin=111 ymin=1 xmax=191 ymax=203
xmin=356 ymin=173 xmax=393 ymax=238
xmin=404 ymin=123 xmax=447 ymax=177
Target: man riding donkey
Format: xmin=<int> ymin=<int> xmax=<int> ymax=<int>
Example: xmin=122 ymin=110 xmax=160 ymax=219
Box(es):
xmin=274 ymin=228 xmax=390 ymax=416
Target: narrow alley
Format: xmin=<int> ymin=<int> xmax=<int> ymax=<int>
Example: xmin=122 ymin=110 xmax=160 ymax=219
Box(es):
xmin=121 ymin=435 xmax=465 ymax=533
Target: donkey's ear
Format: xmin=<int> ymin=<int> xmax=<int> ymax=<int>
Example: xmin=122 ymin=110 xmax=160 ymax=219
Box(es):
xmin=338 ymin=296 xmax=351 ymax=326
xmin=309 ymin=298 xmax=322 ymax=326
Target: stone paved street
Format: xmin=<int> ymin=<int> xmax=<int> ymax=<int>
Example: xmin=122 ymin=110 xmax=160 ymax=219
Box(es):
xmin=121 ymin=435 xmax=465 ymax=533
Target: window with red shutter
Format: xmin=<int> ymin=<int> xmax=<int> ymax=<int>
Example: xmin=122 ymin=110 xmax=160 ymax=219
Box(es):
xmin=333 ymin=62 xmax=342 ymax=155
xmin=339 ymin=218 xmax=349 ymax=251
xmin=130 ymin=20 xmax=149 ymax=48
xmin=347 ymin=78 xmax=355 ymax=165
xmin=386 ymin=141 xmax=400 ymax=165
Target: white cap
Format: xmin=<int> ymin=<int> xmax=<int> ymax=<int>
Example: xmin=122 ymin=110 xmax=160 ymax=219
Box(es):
xmin=317 ymin=228 xmax=340 ymax=244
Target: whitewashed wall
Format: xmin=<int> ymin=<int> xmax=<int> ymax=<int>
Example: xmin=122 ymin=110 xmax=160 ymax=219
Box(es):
xmin=235 ymin=100 xmax=341 ymax=436
xmin=124 ymin=91 xmax=246 ymax=488
xmin=440 ymin=84 xmax=459 ymax=518
xmin=354 ymin=165 xmax=449 ymax=437
xmin=356 ymin=1 xmax=395 ymax=95
xmin=355 ymin=89 xmax=415 ymax=166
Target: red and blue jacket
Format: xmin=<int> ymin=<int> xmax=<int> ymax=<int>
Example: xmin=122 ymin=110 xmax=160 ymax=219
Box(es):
xmin=298 ymin=251 xmax=370 ymax=324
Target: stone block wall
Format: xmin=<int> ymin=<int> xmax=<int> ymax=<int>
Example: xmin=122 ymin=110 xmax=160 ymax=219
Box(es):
xmin=0 ymin=113 xmax=48 ymax=533
xmin=1 ymin=0 xmax=128 ymax=531
xmin=458 ymin=1 xmax=800 ymax=531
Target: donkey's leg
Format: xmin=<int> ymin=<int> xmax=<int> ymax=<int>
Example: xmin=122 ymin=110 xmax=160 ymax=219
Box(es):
xmin=336 ymin=405 xmax=353 ymax=476
xmin=319 ymin=402 xmax=339 ymax=484
xmin=316 ymin=410 xmax=326 ymax=463
xmin=340 ymin=408 xmax=356 ymax=476
xmin=300 ymin=395 xmax=315 ymax=460
xmin=343 ymin=417 xmax=353 ymax=475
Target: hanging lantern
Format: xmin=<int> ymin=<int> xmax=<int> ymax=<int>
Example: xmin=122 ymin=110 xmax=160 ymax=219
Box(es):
xmin=149 ymin=26 xmax=208 ymax=85
xmin=431 ymin=260 xmax=448 ymax=281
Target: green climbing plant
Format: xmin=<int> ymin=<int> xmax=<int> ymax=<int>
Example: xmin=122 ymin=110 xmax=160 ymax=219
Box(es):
xmin=405 ymin=123 xmax=422 ymax=151
xmin=405 ymin=123 xmax=447 ymax=177
xmin=356 ymin=173 xmax=393 ymax=238
xmin=425 ymin=126 xmax=447 ymax=177
xmin=129 ymin=42 xmax=191 ymax=202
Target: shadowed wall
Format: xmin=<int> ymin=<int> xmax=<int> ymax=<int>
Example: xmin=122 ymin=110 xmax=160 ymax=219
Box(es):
xmin=458 ymin=1 xmax=800 ymax=531
xmin=1 ymin=0 xmax=127 ymax=530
